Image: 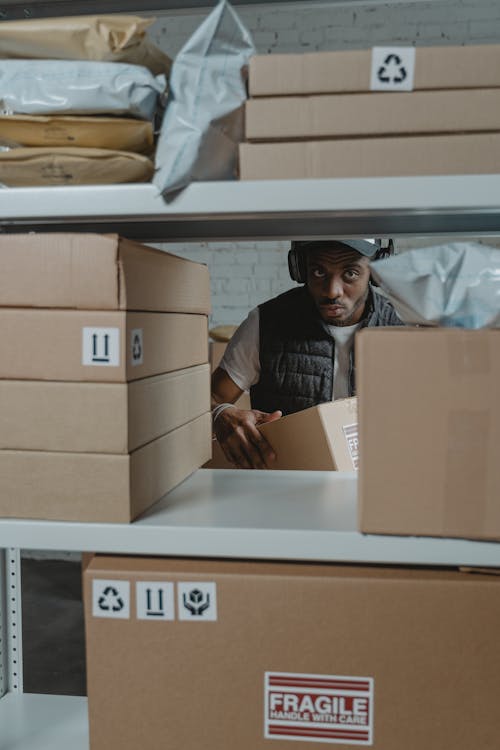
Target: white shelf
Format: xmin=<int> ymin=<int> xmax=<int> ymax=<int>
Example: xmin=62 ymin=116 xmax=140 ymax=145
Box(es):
xmin=2 ymin=175 xmax=500 ymax=241
xmin=0 ymin=693 xmax=88 ymax=750
xmin=1 ymin=470 xmax=499 ymax=566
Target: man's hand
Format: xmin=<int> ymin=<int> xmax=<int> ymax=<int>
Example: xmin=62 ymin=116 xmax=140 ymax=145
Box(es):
xmin=214 ymin=407 xmax=282 ymax=469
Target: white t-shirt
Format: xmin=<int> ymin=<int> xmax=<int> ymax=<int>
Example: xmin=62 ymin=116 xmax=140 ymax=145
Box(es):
xmin=219 ymin=306 xmax=360 ymax=401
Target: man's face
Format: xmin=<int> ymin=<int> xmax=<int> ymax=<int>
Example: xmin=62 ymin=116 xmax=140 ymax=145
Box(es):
xmin=305 ymin=245 xmax=371 ymax=326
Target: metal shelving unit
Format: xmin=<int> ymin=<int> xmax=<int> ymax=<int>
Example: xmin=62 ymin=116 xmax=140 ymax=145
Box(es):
xmin=1 ymin=176 xmax=500 ymax=748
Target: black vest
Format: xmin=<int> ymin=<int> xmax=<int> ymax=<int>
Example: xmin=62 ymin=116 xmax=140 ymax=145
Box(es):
xmin=250 ymin=285 xmax=401 ymax=415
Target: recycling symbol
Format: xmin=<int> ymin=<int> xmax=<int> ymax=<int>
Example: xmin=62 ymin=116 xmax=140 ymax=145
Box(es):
xmin=183 ymin=588 xmax=211 ymax=616
xmin=377 ymin=53 xmax=407 ymax=84
xmin=98 ymin=586 xmax=125 ymax=612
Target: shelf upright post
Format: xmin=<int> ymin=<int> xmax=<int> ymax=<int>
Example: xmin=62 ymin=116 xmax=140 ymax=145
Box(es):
xmin=0 ymin=548 xmax=23 ymax=696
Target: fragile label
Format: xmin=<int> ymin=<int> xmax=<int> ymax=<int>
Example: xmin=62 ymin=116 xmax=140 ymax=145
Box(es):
xmin=370 ymin=46 xmax=415 ymax=91
xmin=265 ymin=672 xmax=374 ymax=745
xmin=342 ymin=423 xmax=359 ymax=469
xmin=82 ymin=327 xmax=120 ymax=367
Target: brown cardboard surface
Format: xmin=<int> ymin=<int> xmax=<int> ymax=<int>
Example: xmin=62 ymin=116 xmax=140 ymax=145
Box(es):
xmin=0 ymin=310 xmax=208 ymax=382
xmin=0 ymin=147 xmax=153 ymax=186
xmin=357 ymin=328 xmax=500 ymax=540
xmin=0 ymin=364 xmax=210 ymax=453
xmin=0 ymin=15 xmax=171 ymax=75
xmin=249 ymin=44 xmax=500 ymax=96
xmin=0 ymin=233 xmax=210 ymax=313
xmin=245 ymin=89 xmax=500 ymax=141
xmin=206 ymin=400 xmax=357 ymax=470
xmin=259 ymin=399 xmax=358 ymax=470
xmin=84 ymin=556 xmax=500 ymax=750
xmin=0 ymin=412 xmax=211 ymax=523
xmin=0 ymin=115 xmax=154 ymax=153
xmin=239 ymin=132 xmax=500 ymax=180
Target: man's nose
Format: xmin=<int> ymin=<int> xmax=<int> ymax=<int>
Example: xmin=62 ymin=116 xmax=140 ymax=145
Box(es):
xmin=324 ymin=275 xmax=343 ymax=299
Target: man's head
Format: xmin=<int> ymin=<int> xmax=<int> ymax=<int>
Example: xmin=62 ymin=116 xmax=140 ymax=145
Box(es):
xmin=289 ymin=240 xmax=377 ymax=326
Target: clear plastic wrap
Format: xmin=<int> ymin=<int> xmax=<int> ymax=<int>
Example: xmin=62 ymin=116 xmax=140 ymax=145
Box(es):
xmin=371 ymin=243 xmax=500 ymax=328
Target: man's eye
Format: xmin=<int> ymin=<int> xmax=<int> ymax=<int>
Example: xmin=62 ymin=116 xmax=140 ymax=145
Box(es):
xmin=311 ymin=268 xmax=325 ymax=278
xmin=344 ymin=269 xmax=359 ymax=281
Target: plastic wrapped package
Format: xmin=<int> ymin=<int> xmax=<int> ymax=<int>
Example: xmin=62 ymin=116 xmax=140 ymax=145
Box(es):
xmin=154 ymin=0 xmax=255 ymax=195
xmin=0 ymin=60 xmax=165 ymax=120
xmin=371 ymin=244 xmax=500 ymax=328
xmin=0 ymin=15 xmax=171 ymax=75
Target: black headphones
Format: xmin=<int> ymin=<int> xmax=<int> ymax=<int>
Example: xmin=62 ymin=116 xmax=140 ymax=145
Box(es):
xmin=288 ymin=239 xmax=394 ymax=283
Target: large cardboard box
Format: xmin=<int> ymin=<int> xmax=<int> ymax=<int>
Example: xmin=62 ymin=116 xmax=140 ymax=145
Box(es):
xmin=0 ymin=233 xmax=210 ymax=313
xmin=357 ymin=328 xmax=500 ymax=540
xmin=0 ymin=364 xmax=210 ymax=453
xmin=0 ymin=412 xmax=211 ymax=523
xmin=245 ymin=89 xmax=500 ymax=141
xmin=239 ymin=132 xmax=500 ymax=180
xmin=206 ymin=399 xmax=357 ymax=471
xmin=0 ymin=309 xmax=208 ymax=382
xmin=249 ymin=44 xmax=500 ymax=96
xmin=84 ymin=556 xmax=500 ymax=750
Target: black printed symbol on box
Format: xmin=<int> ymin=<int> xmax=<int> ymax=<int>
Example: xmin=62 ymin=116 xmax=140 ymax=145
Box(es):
xmin=178 ymin=582 xmax=217 ymax=621
xmin=92 ymin=333 xmax=111 ymax=363
xmin=131 ymin=329 xmax=144 ymax=366
xmin=183 ymin=588 xmax=210 ymax=616
xmin=98 ymin=586 xmax=125 ymax=612
xmin=377 ymin=53 xmax=407 ymax=84
xmin=136 ymin=582 xmax=174 ymax=621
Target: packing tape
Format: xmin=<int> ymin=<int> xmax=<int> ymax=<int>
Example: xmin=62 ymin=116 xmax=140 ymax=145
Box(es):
xmin=443 ymin=409 xmax=490 ymax=538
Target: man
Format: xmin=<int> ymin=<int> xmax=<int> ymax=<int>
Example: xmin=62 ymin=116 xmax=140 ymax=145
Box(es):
xmin=211 ymin=239 xmax=402 ymax=469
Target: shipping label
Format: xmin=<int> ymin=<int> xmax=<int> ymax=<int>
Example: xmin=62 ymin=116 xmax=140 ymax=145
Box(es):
xmin=370 ymin=46 xmax=416 ymax=91
xmin=342 ymin=423 xmax=359 ymax=469
xmin=265 ymin=671 xmax=374 ymax=745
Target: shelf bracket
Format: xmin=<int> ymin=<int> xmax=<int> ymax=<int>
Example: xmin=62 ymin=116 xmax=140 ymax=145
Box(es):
xmin=0 ymin=548 xmax=23 ymax=696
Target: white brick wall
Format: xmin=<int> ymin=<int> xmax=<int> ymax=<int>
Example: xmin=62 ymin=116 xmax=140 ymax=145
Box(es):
xmin=150 ymin=0 xmax=500 ymax=329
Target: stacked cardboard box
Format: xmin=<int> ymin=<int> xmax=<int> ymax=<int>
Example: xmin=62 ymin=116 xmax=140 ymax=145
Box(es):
xmin=0 ymin=233 xmax=212 ymax=523
xmin=84 ymin=555 xmax=500 ymax=750
xmin=240 ymin=44 xmax=500 ymax=180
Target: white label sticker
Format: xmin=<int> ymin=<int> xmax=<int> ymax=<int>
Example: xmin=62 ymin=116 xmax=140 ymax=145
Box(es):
xmin=265 ymin=671 xmax=374 ymax=745
xmin=342 ymin=423 xmax=359 ymax=470
xmin=130 ymin=328 xmax=144 ymax=366
xmin=177 ymin=582 xmax=217 ymax=621
xmin=82 ymin=327 xmax=120 ymax=367
xmin=92 ymin=579 xmax=130 ymax=619
xmin=136 ymin=582 xmax=175 ymax=621
xmin=370 ymin=47 xmax=415 ymax=91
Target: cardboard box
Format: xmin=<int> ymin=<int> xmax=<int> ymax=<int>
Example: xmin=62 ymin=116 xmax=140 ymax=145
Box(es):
xmin=84 ymin=556 xmax=500 ymax=750
xmin=239 ymin=132 xmax=500 ymax=180
xmin=357 ymin=328 xmax=500 ymax=540
xmin=0 ymin=364 xmax=210 ymax=453
xmin=259 ymin=399 xmax=358 ymax=470
xmin=0 ymin=233 xmax=210 ymax=314
xmin=0 ymin=412 xmax=211 ymax=523
xmin=245 ymin=89 xmax=500 ymax=141
xmin=206 ymin=399 xmax=358 ymax=471
xmin=0 ymin=309 xmax=208 ymax=382
xmin=249 ymin=44 xmax=500 ymax=96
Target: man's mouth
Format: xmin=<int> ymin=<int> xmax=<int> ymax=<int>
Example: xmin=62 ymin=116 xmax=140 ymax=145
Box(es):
xmin=320 ymin=303 xmax=345 ymax=314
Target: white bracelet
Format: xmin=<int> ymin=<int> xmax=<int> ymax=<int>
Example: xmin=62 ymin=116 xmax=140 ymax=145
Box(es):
xmin=212 ymin=402 xmax=236 ymax=424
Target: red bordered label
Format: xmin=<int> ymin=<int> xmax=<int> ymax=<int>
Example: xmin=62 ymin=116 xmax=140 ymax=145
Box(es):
xmin=264 ymin=671 xmax=374 ymax=745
